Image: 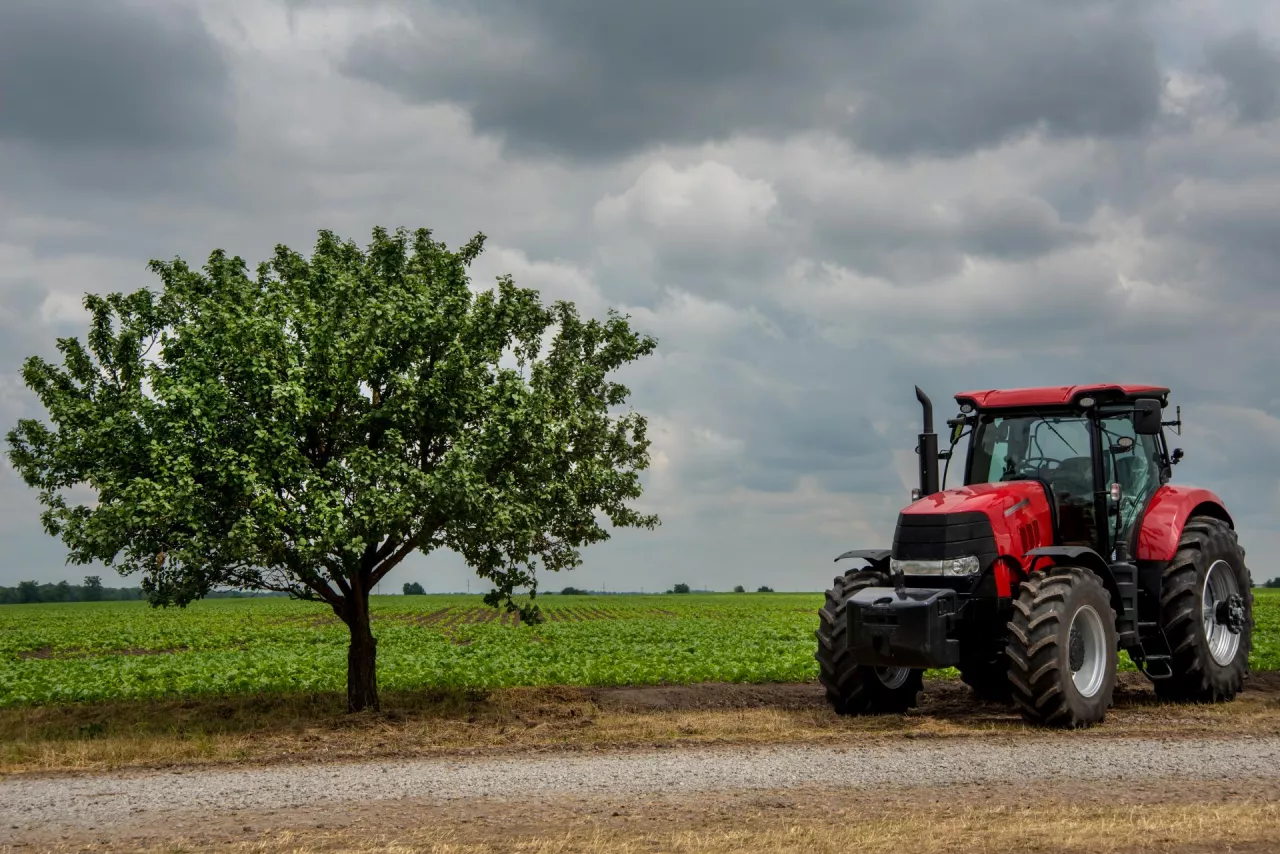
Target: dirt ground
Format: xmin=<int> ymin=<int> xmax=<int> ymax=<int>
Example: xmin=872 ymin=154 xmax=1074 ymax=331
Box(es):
xmin=6 ymin=672 xmax=1280 ymax=778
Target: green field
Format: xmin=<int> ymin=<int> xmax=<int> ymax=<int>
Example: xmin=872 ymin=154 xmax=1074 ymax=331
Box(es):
xmin=2 ymin=590 xmax=1278 ymax=708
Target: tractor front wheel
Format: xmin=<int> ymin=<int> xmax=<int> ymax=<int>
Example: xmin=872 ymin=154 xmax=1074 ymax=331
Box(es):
xmin=816 ymin=568 xmax=924 ymax=715
xmin=1006 ymin=566 xmax=1118 ymax=728
xmin=1154 ymin=515 xmax=1253 ymax=703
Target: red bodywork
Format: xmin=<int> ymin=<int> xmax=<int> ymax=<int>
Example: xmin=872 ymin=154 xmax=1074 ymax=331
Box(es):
xmin=954 ymin=384 xmax=1169 ymax=409
xmin=903 ymin=481 xmax=1233 ymax=586
xmin=1135 ymin=485 xmax=1233 ymax=561
xmin=902 ymin=481 xmax=1055 ymax=596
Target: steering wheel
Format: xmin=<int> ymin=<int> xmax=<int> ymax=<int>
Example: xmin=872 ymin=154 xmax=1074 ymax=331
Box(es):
xmin=1004 ymin=456 xmax=1063 ymax=481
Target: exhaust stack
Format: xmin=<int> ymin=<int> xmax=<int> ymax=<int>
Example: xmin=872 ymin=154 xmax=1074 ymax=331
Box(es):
xmin=915 ymin=385 xmax=939 ymax=498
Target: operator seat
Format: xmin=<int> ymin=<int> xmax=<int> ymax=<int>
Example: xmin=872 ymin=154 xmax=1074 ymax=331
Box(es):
xmin=1048 ymin=456 xmax=1095 ymax=545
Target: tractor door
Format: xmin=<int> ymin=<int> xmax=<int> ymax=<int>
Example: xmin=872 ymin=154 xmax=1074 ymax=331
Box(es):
xmin=1097 ymin=410 xmax=1164 ymax=556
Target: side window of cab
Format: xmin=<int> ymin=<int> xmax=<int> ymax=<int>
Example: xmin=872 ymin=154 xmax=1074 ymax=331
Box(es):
xmin=1101 ymin=412 xmax=1162 ymax=540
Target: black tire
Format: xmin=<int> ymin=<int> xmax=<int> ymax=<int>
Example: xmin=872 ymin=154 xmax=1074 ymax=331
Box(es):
xmin=1153 ymin=516 xmax=1253 ymax=703
xmin=1006 ymin=566 xmax=1118 ymax=728
xmin=958 ymin=642 xmax=1013 ymax=703
xmin=816 ymin=568 xmax=924 ymax=715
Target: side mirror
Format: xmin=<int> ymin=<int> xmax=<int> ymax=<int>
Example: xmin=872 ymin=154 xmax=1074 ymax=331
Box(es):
xmin=1133 ymin=399 xmax=1162 ymax=435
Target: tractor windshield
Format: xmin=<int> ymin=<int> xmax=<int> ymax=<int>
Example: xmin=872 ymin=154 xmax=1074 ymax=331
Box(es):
xmin=968 ymin=413 xmax=1093 ymax=487
xmin=967 ymin=412 xmax=1099 ymax=546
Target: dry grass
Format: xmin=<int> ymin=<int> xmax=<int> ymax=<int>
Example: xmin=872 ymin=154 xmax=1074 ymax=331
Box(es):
xmin=233 ymin=804 xmax=1280 ymax=854
xmin=4 ymin=673 xmax=1280 ymax=778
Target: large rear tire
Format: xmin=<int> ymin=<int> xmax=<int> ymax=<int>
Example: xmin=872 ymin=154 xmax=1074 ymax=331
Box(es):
xmin=1153 ymin=515 xmax=1253 ymax=703
xmin=816 ymin=568 xmax=924 ymax=715
xmin=1006 ymin=566 xmax=1118 ymax=728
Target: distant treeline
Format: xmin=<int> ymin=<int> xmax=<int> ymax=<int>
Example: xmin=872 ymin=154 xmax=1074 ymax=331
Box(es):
xmin=0 ymin=577 xmax=288 ymax=605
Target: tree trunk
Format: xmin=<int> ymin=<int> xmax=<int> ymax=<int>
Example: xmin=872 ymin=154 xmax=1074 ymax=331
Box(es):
xmin=345 ymin=592 xmax=379 ymax=713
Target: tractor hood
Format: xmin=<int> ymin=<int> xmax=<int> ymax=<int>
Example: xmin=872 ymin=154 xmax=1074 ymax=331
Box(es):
xmin=897 ymin=481 xmax=1054 ymax=570
xmin=902 ymin=481 xmax=1047 ymax=520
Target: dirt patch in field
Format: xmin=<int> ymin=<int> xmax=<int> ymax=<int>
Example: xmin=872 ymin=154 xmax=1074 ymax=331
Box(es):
xmin=16 ymin=646 xmax=192 ymax=660
xmin=14 ymin=776 xmax=1280 ymax=853
xmin=595 ymin=681 xmax=826 ymax=711
xmin=594 ymin=670 xmax=1280 ymax=714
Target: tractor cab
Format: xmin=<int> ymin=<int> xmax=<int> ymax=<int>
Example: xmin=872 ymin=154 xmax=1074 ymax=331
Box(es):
xmin=951 ymin=386 xmax=1174 ymax=560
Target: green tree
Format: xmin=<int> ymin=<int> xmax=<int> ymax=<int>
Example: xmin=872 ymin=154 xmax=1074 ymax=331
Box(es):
xmin=757 ymin=585 xmax=774 ymax=593
xmin=733 ymin=585 xmax=745 ymax=593
xmin=402 ymin=582 xmax=426 ymax=596
xmin=670 ymin=583 xmax=691 ymax=594
xmin=16 ymin=581 xmax=40 ymax=604
xmin=53 ymin=580 xmax=72 ymax=602
xmin=6 ymin=226 xmax=659 ymax=712
xmin=83 ymin=575 xmax=104 ymax=601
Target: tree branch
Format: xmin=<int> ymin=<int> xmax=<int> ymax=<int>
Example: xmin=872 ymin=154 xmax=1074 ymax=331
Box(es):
xmin=371 ymin=535 xmax=424 ymax=588
xmin=322 ymin=558 xmax=353 ymax=599
xmin=224 ymin=567 xmax=341 ymax=609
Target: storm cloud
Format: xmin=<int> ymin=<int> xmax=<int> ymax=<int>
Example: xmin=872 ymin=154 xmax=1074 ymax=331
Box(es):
xmin=341 ymin=0 xmax=1164 ymax=161
xmin=0 ymin=0 xmax=232 ymax=150
xmin=1 ymin=0 xmax=1278 ymax=592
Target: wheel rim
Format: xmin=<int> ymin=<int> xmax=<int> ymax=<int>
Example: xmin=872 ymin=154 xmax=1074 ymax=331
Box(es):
xmin=1202 ymin=559 xmax=1242 ymax=666
xmin=875 ymin=667 xmax=911 ymax=689
xmin=1067 ymin=605 xmax=1107 ymax=699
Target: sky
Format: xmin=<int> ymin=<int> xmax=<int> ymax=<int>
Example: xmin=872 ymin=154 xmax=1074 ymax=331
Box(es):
xmin=1 ymin=0 xmax=1278 ymax=594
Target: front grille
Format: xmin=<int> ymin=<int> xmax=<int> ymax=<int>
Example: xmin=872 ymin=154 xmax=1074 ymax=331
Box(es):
xmin=892 ymin=511 xmax=998 ymax=568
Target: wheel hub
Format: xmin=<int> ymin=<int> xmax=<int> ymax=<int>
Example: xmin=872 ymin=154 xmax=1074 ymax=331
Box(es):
xmin=875 ymin=667 xmax=911 ymax=689
xmin=1202 ymin=559 xmax=1244 ymax=666
xmin=1214 ymin=593 xmax=1246 ymax=635
xmin=1068 ymin=626 xmax=1086 ymax=672
xmin=1067 ymin=604 xmax=1106 ymax=699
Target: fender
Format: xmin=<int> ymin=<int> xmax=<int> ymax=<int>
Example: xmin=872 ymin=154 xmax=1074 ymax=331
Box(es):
xmin=1135 ymin=486 xmax=1234 ymax=561
xmin=834 ymin=549 xmax=891 ymax=572
xmin=1023 ymin=546 xmax=1126 ymax=618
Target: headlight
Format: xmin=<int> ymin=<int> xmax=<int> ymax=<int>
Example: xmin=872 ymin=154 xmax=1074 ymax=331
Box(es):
xmin=891 ymin=556 xmax=981 ymax=577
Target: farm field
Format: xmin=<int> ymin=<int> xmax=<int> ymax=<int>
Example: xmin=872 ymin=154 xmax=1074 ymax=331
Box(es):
xmin=3 ymin=589 xmax=1279 ymax=708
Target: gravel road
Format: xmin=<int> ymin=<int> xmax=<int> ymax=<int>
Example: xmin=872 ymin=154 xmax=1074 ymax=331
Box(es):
xmin=5 ymin=736 xmax=1280 ymax=833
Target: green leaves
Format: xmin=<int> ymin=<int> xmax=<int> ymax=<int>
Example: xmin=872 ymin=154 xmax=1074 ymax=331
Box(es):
xmin=6 ymin=225 xmax=660 ymax=633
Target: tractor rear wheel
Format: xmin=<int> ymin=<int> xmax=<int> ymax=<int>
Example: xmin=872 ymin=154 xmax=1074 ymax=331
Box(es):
xmin=1006 ymin=565 xmax=1118 ymax=728
xmin=816 ymin=568 xmax=924 ymax=715
xmin=1153 ymin=515 xmax=1253 ymax=703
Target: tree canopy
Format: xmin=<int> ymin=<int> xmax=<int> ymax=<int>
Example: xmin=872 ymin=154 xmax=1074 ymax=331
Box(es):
xmin=6 ymin=225 xmax=660 ymax=710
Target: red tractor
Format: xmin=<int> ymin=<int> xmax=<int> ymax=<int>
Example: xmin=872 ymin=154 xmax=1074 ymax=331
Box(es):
xmin=817 ymin=384 xmax=1253 ymax=728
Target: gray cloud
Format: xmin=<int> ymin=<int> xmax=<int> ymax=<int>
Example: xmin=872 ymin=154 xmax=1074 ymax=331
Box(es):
xmin=0 ymin=0 xmax=233 ymax=151
xmin=2 ymin=0 xmax=1280 ymax=593
xmin=341 ymin=0 xmax=1163 ymax=162
xmin=1206 ymin=29 xmax=1280 ymax=123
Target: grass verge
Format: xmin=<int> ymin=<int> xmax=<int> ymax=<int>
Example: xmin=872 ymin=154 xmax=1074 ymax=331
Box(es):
xmin=4 ymin=672 xmax=1279 ymax=778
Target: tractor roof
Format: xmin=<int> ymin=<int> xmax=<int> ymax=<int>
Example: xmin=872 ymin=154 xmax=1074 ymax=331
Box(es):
xmin=954 ymin=384 xmax=1169 ymax=410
